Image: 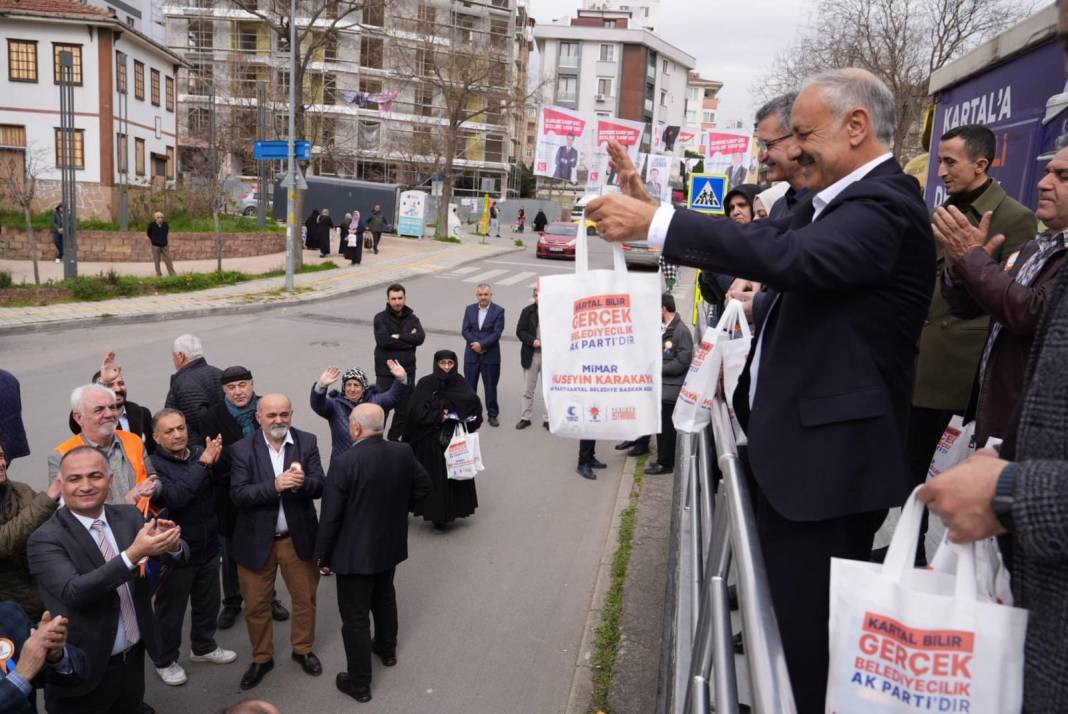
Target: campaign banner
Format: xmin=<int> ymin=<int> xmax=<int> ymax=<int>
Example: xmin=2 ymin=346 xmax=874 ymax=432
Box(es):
xmin=706 ymin=129 xmax=754 ymax=188
xmin=587 ymin=116 xmax=646 ymax=192
xmin=645 ymin=154 xmax=672 ymax=202
xmin=535 ymin=105 xmax=588 ymax=183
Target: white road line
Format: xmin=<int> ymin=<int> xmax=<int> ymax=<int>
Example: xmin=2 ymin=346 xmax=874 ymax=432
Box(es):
xmin=462 ymin=268 xmax=509 ymax=283
xmin=497 ymin=271 xmax=537 ymax=286
xmin=486 ymin=260 xmax=573 ymax=270
xmin=444 ymin=266 xmax=480 ymax=276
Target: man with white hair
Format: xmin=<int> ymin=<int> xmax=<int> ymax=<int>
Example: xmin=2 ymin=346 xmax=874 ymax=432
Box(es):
xmin=48 ymin=383 xmax=157 ymax=506
xmin=166 ymin=334 xmax=223 ymax=444
xmin=147 ymin=211 xmax=176 ymax=276
xmin=588 ymin=68 xmax=935 ymax=710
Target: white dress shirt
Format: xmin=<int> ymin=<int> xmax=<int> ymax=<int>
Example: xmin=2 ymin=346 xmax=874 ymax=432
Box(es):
xmin=477 ymin=305 xmax=488 ymax=330
xmin=263 ymin=430 xmax=295 ymax=535
xmin=71 ymin=510 xmax=138 ymax=655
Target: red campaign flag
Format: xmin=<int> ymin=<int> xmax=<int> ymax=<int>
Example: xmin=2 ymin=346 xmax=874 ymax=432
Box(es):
xmin=706 ymin=132 xmax=750 ymax=155
xmin=542 ymin=108 xmax=587 ymax=137
xmin=596 ymin=119 xmax=642 ymax=146
xmin=678 ymin=129 xmax=696 ymax=143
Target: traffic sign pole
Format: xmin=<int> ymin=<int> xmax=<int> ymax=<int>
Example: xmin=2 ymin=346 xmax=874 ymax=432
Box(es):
xmin=284 ymin=0 xmax=296 ymax=292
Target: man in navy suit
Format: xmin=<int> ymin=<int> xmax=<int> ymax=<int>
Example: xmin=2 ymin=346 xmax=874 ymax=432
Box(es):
xmin=588 ymin=68 xmax=934 ymax=712
xmin=461 ymin=284 xmax=506 ymax=427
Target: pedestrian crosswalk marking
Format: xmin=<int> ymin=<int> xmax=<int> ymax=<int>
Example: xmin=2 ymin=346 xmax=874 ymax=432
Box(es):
xmin=445 ymin=266 xmax=480 ymax=276
xmin=497 ymin=271 xmax=537 ymax=286
xmin=462 ymin=268 xmax=508 ymax=283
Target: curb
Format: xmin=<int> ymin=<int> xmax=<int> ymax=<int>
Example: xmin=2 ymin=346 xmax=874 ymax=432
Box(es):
xmin=0 ymin=242 xmax=522 ymax=335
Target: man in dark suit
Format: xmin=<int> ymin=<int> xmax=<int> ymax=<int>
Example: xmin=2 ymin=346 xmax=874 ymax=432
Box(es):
xmin=0 ymin=601 xmax=86 ymax=713
xmin=27 ymin=445 xmax=186 ymax=714
xmin=461 ymin=284 xmax=505 ymax=427
xmin=588 ymin=68 xmax=934 ymax=712
xmin=229 ymin=393 xmax=324 ymax=691
xmin=515 ymin=286 xmax=546 ymax=430
xmin=200 ymin=367 xmax=290 ymax=630
xmin=315 ymin=404 xmax=431 ymax=703
xmin=553 ymin=133 xmax=578 ymax=182
xmin=67 ymin=352 xmax=156 ymax=454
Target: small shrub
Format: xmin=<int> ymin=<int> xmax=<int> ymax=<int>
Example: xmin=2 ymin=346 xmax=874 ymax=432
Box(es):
xmin=0 ymin=271 xmax=12 ymax=289
xmin=68 ymin=277 xmax=110 ymax=301
xmin=434 ymin=235 xmax=462 ymax=244
xmin=514 ymin=239 xmax=524 ymax=248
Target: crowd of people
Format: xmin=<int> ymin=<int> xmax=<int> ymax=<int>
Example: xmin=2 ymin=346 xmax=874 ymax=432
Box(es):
xmin=302 ymin=205 xmax=392 ymax=265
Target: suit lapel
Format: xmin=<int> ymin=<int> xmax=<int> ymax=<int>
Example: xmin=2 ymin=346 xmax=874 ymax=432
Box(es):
xmin=104 ymin=504 xmax=138 ymax=551
xmin=57 ymin=507 xmax=107 ymax=569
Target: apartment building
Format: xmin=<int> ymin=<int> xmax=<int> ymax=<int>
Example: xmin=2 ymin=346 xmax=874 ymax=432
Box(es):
xmin=581 ymin=0 xmax=658 ymax=32
xmin=164 ymin=0 xmax=532 ymax=197
xmin=0 ymin=0 xmax=184 ymax=219
xmin=685 ymin=72 xmax=721 ymax=132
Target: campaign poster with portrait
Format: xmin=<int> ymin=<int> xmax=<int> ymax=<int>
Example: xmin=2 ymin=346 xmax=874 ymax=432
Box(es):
xmin=645 ymin=154 xmax=672 ymax=202
xmin=659 ymin=125 xmax=681 ymax=153
xmin=534 ymin=105 xmax=588 ymax=184
xmin=586 ymin=116 xmax=646 ymax=193
xmin=706 ymin=129 xmax=754 ymax=189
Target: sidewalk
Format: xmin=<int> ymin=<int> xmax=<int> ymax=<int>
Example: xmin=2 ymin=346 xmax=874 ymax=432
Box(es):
xmin=0 ymin=232 xmax=520 ymax=332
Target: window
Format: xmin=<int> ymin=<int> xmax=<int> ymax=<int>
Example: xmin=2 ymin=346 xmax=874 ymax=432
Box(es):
xmin=359 ymin=77 xmax=382 ymax=110
xmin=415 ymin=85 xmax=434 ymax=117
xmin=485 ymin=135 xmax=504 ymax=163
xmin=187 ymin=107 xmax=209 ymax=135
xmin=660 ymin=89 xmax=667 ymax=106
xmin=135 ymin=138 xmax=145 ymax=175
xmin=188 ymin=63 xmax=212 ymax=95
xmin=165 ymin=76 xmax=174 ymax=111
xmin=188 ymin=20 xmax=213 ymax=50
xmin=0 ymin=125 xmax=27 ymax=148
xmin=417 ymin=2 xmax=435 ymax=25
xmin=116 ymin=133 xmax=128 ymax=172
xmin=126 ymin=16 xmax=135 ymax=27
xmin=556 ymin=75 xmax=577 ymax=103
xmin=360 ymin=37 xmax=383 ymax=69
xmin=134 ymin=61 xmax=145 ymax=99
xmin=323 ymin=73 xmax=337 ymax=104
xmin=604 ymin=20 xmax=616 ymax=28
xmin=52 ymin=44 xmax=82 ymax=85
xmin=116 ymin=51 xmax=127 ymax=94
xmin=452 ymin=12 xmax=476 ymax=43
xmin=323 ymin=31 xmax=338 ymax=61
xmin=702 ymin=110 xmax=715 ymax=123
xmin=558 ymin=42 xmax=578 ymax=69
xmin=166 ymin=146 xmax=174 ymax=179
xmin=662 ymin=59 xmax=669 ymax=74
xmin=276 ymin=68 xmax=289 ymax=96
xmin=490 ymin=17 xmax=509 ymax=47
xmin=597 ymin=78 xmax=612 ymax=96
xmin=363 ymin=0 xmax=384 ymax=26
xmin=7 ymin=40 xmax=37 ymax=82
xmin=54 ymin=128 xmax=85 ymax=169
xmin=416 ymin=49 xmax=433 ymax=76
xmin=234 ymin=21 xmax=258 ymax=51
xmin=151 ymin=69 xmax=160 ymax=105
xmin=599 ymin=44 xmax=614 ymax=62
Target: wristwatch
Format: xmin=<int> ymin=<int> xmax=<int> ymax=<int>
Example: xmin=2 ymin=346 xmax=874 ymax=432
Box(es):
xmin=991 ymin=463 xmax=1018 ymax=532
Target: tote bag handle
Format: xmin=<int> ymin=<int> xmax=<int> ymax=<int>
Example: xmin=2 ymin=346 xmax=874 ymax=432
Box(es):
xmin=574 ymin=211 xmax=628 ymax=274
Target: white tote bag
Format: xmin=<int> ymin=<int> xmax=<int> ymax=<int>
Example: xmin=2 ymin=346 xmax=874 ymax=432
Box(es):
xmin=469 ymin=430 xmax=484 ymax=472
xmin=444 ymin=423 xmax=478 ymax=480
xmin=540 ymin=218 xmax=662 ymax=440
xmin=826 ymin=488 xmax=1028 ymax=714
xmin=672 ymin=301 xmax=737 ymax=432
xmin=716 ymin=299 xmax=751 ymax=444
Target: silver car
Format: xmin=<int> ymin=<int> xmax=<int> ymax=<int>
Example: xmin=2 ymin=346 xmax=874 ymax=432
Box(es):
xmin=621 ymin=241 xmax=660 ymax=270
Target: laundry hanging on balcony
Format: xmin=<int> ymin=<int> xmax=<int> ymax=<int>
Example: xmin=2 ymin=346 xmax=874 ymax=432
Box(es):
xmin=342 ymin=89 xmax=399 ymax=115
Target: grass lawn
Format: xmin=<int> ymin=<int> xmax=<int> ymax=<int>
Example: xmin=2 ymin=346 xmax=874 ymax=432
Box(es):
xmin=0 ymin=210 xmax=286 ymax=234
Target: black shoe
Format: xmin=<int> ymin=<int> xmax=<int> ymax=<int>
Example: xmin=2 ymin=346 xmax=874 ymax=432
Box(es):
xmin=292 ymin=651 xmax=322 ymax=676
xmin=371 ymin=641 xmax=397 ymax=667
xmin=576 ymin=464 xmax=597 ymax=480
xmin=627 ymin=444 xmax=650 ymax=457
xmin=542 ymin=421 xmax=550 ymax=430
xmin=728 ymin=584 xmax=738 ymax=612
xmin=644 ymin=462 xmax=671 ymax=475
xmin=614 ymin=440 xmax=635 ymax=451
xmin=271 ymin=599 xmax=290 ymax=622
xmin=432 ymin=522 xmax=447 ymax=533
xmin=590 ymin=458 xmax=607 ymax=469
xmin=732 ymin=632 xmax=744 ymax=655
xmin=515 ymin=419 xmax=531 ymax=430
xmin=240 ymin=660 xmax=274 ymax=690
xmin=141 ymin=705 xmax=155 ymax=714
xmin=336 ymin=672 xmax=372 ymax=703
xmin=217 ymin=605 xmax=241 ymax=630
xmin=488 ymin=416 xmax=499 ymax=427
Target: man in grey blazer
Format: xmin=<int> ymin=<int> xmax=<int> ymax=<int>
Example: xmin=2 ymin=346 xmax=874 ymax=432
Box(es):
xmin=28 ymin=446 xmax=186 ymax=714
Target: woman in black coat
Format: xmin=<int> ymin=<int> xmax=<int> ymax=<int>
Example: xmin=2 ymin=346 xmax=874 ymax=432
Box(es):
xmin=532 ymin=209 xmax=548 ymax=233
xmin=342 ymin=210 xmax=366 ymax=265
xmin=404 ymin=350 xmax=482 ymax=532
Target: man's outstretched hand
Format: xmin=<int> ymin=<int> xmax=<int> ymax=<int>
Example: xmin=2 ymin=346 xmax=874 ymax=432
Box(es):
xmin=605 ymin=141 xmax=657 ymax=206
xmin=586 ymin=194 xmax=659 ymax=243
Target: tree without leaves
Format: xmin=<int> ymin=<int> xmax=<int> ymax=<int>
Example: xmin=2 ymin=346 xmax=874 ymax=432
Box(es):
xmin=0 ymin=144 xmax=49 ymax=284
xmin=753 ymin=0 xmax=1035 ymax=157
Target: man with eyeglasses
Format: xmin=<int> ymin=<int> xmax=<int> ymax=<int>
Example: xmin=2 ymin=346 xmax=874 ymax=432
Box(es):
xmin=229 ymin=393 xmax=325 ymax=691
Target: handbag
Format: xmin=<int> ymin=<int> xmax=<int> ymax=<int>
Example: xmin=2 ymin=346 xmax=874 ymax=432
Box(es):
xmin=346 ymin=233 xmax=358 ymax=247
xmin=826 ymin=488 xmax=1028 ymax=714
xmin=539 ymin=217 xmax=662 ymax=440
xmin=364 ymin=235 xmax=373 ymax=250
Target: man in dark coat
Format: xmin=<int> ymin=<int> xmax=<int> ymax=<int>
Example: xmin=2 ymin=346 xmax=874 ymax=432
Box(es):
xmin=0 ymin=600 xmax=86 ymax=714
xmin=554 ymin=133 xmax=578 ymax=182
xmin=146 ymin=212 xmax=176 ymax=276
xmin=311 ymin=209 xmax=333 ymax=257
xmin=372 ymin=284 xmax=426 ymax=440
xmin=644 ymin=294 xmax=693 ymax=475
xmin=229 ymin=394 xmax=324 ymax=691
xmin=201 ymin=367 xmax=289 ymax=630
xmin=315 ymin=404 xmax=431 ymax=703
xmin=588 ymin=69 xmax=935 ymax=711
xmin=165 ymin=334 xmax=223 ymax=445
xmin=0 ymin=370 xmax=30 ymax=462
xmin=68 ymin=352 xmax=156 ymax=455
xmin=515 ymin=286 xmax=547 ymax=430
xmin=366 ymin=204 xmax=390 ymax=254
xmin=27 ymin=446 xmax=187 ymax=714
xmin=461 ymin=284 xmax=505 ymax=427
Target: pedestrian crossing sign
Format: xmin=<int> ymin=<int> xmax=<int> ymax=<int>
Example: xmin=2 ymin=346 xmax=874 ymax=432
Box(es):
xmin=687 ymin=174 xmax=728 ymax=215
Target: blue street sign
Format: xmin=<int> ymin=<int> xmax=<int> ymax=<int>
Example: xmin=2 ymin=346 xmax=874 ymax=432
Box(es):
xmin=255 ymin=140 xmax=312 ymax=161
xmin=687 ymin=173 xmax=728 ymax=215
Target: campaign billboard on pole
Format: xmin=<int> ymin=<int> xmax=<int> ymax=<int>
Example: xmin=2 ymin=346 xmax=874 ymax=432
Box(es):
xmin=645 ymin=154 xmax=672 ymax=202
xmin=586 ymin=116 xmax=646 ymax=193
xmin=534 ymin=105 xmax=588 ymax=184
xmin=705 ymin=129 xmax=754 ymax=189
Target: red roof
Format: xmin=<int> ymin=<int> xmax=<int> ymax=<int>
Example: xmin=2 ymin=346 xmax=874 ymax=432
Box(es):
xmin=0 ymin=0 xmax=114 ymax=21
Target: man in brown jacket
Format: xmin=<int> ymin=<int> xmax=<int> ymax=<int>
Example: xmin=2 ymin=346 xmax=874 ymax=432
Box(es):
xmin=908 ymin=125 xmax=1035 ymax=497
xmin=934 ymin=144 xmax=1068 ymax=445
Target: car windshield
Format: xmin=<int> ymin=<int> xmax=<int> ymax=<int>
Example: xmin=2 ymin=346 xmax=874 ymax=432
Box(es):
xmin=545 ymin=224 xmax=575 ymax=236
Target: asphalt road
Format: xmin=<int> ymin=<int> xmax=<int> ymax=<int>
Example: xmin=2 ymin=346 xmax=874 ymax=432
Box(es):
xmin=1 ymin=237 xmax=649 ymax=713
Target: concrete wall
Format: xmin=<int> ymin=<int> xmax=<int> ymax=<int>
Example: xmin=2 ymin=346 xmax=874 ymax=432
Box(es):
xmin=0 ymin=229 xmax=285 ymax=261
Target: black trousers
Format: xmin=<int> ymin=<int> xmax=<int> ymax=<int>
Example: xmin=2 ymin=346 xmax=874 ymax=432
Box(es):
xmin=749 ymin=474 xmax=886 ymax=714
xmin=337 ymin=569 xmax=398 ymax=688
xmin=47 ymin=643 xmax=144 ymax=714
xmin=656 ymin=400 xmax=677 ymax=468
xmin=221 ymin=535 xmax=242 ymax=608
xmin=578 ymin=440 xmax=596 ymax=465
xmin=464 ymin=361 xmax=500 ymax=418
xmin=377 ymin=373 xmax=415 ymax=441
xmin=372 ymin=231 xmax=382 ymax=252
xmin=905 ymin=405 xmax=955 ymax=565
xmin=154 ymin=558 xmax=221 ymax=666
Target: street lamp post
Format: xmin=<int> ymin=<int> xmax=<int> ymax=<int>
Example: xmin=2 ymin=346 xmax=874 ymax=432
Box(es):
xmin=283 ymin=0 xmax=297 ymax=292
xmin=57 ymin=50 xmax=78 ymax=279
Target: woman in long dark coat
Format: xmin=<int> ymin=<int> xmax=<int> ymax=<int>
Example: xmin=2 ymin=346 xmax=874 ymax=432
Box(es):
xmin=405 ymin=350 xmax=482 ymax=532
xmin=342 ymin=210 xmax=365 ymax=265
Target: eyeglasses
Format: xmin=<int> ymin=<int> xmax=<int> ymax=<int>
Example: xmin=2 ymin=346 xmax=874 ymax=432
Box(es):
xmin=755 ymin=134 xmax=793 ymax=153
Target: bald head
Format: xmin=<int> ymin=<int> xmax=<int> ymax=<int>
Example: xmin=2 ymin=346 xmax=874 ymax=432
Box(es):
xmin=256 ymin=393 xmax=293 ymax=442
xmin=349 ymin=403 xmax=385 ymax=441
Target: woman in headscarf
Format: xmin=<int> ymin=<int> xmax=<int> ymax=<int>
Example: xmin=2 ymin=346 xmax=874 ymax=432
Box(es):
xmin=310 ymin=360 xmax=410 ymax=459
xmin=697 ymin=183 xmax=762 ymax=324
xmin=342 ymin=210 xmax=366 ymax=265
xmin=404 ymin=350 xmax=483 ymax=532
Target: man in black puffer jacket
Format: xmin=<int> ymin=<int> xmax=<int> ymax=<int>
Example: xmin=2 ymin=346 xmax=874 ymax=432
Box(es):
xmin=149 ymin=409 xmax=237 ymax=686
xmin=166 ymin=334 xmax=223 ymax=444
xmin=372 ymin=284 xmax=426 ymax=440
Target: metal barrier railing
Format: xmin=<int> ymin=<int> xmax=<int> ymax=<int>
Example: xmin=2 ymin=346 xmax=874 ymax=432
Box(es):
xmin=661 ymin=399 xmax=796 ymax=714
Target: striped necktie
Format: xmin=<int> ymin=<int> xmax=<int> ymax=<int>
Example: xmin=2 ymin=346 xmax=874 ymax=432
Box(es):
xmin=91 ymin=520 xmax=140 ymax=645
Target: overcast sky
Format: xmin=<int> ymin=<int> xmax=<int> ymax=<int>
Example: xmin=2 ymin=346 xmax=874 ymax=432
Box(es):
xmin=527 ymin=0 xmax=812 ymax=127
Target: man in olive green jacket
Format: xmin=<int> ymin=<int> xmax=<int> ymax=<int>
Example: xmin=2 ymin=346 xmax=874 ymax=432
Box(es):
xmin=908 ymin=125 xmax=1036 ymax=532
